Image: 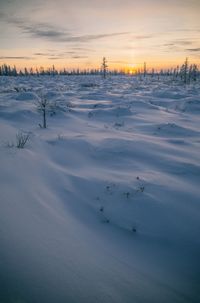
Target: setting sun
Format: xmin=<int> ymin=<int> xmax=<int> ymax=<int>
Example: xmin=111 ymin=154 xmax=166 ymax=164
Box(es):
xmin=128 ymin=69 xmax=136 ymax=75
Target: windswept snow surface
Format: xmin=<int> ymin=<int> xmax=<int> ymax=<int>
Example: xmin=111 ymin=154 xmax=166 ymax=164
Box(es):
xmin=0 ymin=75 xmax=200 ymax=303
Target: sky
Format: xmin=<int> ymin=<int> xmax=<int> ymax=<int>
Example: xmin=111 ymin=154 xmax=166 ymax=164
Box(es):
xmin=0 ymin=0 xmax=200 ymax=71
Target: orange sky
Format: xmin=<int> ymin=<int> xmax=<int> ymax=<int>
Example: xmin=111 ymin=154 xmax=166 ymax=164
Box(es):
xmin=0 ymin=0 xmax=200 ymax=70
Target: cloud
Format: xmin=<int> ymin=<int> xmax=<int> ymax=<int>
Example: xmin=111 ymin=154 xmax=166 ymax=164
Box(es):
xmin=22 ymin=24 xmax=67 ymax=41
xmin=163 ymin=43 xmax=174 ymax=46
xmin=2 ymin=14 xmax=129 ymax=43
xmin=175 ymin=40 xmax=193 ymax=46
xmin=71 ymin=56 xmax=88 ymax=59
xmin=34 ymin=52 xmax=49 ymax=56
xmin=34 ymin=50 xmax=88 ymax=59
xmin=67 ymin=32 xmax=129 ymax=43
xmin=33 ymin=29 xmax=129 ymax=43
xmin=33 ymin=49 xmax=92 ymax=61
xmin=161 ymin=39 xmax=195 ymax=51
xmin=133 ymin=35 xmax=154 ymax=40
xmin=71 ymin=47 xmax=95 ymax=52
xmin=48 ymin=57 xmax=63 ymax=60
xmin=0 ymin=56 xmax=34 ymax=60
xmin=186 ymin=47 xmax=200 ymax=52
xmin=34 ymin=52 xmax=67 ymax=57
xmin=167 ymin=40 xmax=193 ymax=47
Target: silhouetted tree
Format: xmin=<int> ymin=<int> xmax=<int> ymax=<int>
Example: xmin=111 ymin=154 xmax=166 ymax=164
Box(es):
xmin=180 ymin=58 xmax=189 ymax=84
xmin=143 ymin=62 xmax=147 ymax=77
xmin=37 ymin=97 xmax=50 ymax=128
xmin=102 ymin=57 xmax=108 ymax=79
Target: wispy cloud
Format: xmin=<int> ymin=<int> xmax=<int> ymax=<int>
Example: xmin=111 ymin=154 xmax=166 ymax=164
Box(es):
xmin=0 ymin=56 xmax=34 ymax=60
xmin=161 ymin=39 xmax=196 ymax=52
xmin=164 ymin=40 xmax=194 ymax=47
xmin=34 ymin=50 xmax=89 ymax=59
xmin=68 ymin=32 xmax=129 ymax=43
xmin=2 ymin=14 xmax=129 ymax=43
xmin=71 ymin=55 xmax=88 ymax=59
xmin=34 ymin=52 xmax=67 ymax=57
xmin=34 ymin=52 xmax=50 ymax=56
xmin=48 ymin=57 xmax=63 ymax=60
xmin=71 ymin=47 xmax=95 ymax=52
xmin=186 ymin=47 xmax=200 ymax=52
xmin=175 ymin=40 xmax=193 ymax=46
xmin=163 ymin=43 xmax=174 ymax=46
xmin=133 ymin=34 xmax=154 ymax=40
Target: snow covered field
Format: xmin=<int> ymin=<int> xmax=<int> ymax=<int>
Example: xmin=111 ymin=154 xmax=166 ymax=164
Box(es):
xmin=0 ymin=75 xmax=200 ymax=303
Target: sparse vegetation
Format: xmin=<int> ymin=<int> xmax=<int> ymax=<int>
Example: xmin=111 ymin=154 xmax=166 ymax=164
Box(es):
xmin=57 ymin=133 xmax=65 ymax=140
xmin=37 ymin=96 xmax=50 ymax=128
xmin=0 ymin=59 xmax=199 ymax=83
xmin=16 ymin=132 xmax=30 ymax=149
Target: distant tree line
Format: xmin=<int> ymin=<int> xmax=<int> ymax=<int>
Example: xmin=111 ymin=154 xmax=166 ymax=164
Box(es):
xmin=135 ymin=58 xmax=199 ymax=83
xmin=0 ymin=63 xmax=124 ymax=77
xmin=0 ymin=58 xmax=199 ymax=84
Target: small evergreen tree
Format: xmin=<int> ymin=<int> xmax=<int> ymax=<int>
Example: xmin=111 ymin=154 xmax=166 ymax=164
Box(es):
xmin=101 ymin=57 xmax=108 ymax=79
xmin=191 ymin=64 xmax=198 ymax=81
xmin=180 ymin=58 xmax=189 ymax=84
xmin=143 ymin=62 xmax=147 ymax=77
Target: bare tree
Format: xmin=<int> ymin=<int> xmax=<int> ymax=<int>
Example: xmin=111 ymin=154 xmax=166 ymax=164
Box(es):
xmin=101 ymin=57 xmax=108 ymax=79
xmin=37 ymin=96 xmax=50 ymax=128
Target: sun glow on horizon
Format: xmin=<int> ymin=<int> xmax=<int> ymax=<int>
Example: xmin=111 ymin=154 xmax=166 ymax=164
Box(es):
xmin=126 ymin=67 xmax=137 ymax=75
